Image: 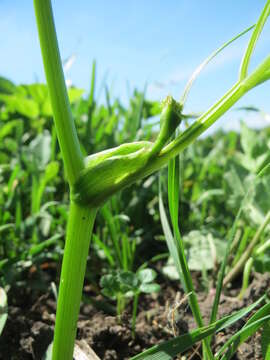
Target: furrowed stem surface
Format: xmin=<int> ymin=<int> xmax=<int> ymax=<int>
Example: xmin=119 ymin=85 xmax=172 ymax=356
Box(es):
xmin=33 ymin=0 xmax=84 ymax=185
xmin=52 ymin=203 xmax=97 ymax=359
xmin=34 ymin=1 xmax=93 ymax=358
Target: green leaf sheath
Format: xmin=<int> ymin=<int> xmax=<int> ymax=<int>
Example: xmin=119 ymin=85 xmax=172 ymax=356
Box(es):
xmin=72 ymin=49 xmax=270 ymax=208
xmin=71 ymin=142 xmax=153 ymax=206
xmin=72 ymin=82 xmax=246 ymax=207
xmin=52 ymin=203 xmax=97 ymax=359
xmin=181 ymin=24 xmax=255 ymax=105
xmin=33 ymin=0 xmax=84 ymax=185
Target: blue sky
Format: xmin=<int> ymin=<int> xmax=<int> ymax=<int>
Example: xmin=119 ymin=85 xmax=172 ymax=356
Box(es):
xmin=1 ymin=0 xmax=270 ymax=132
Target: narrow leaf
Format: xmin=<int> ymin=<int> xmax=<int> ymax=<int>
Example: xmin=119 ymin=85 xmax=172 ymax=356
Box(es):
xmin=130 ymin=296 xmax=265 ymax=360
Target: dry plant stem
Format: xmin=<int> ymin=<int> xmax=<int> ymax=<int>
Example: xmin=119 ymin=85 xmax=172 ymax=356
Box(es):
xmin=224 ymin=211 xmax=270 ymax=286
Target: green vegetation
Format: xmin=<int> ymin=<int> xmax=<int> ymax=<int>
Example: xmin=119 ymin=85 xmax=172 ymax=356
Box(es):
xmin=100 ymin=268 xmax=160 ymax=337
xmin=1 ymin=0 xmax=270 ymax=359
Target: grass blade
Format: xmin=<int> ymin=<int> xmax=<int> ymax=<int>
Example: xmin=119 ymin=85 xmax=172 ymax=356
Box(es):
xmin=209 ymin=185 xmax=252 ymax=326
xmin=86 ymin=60 xmax=96 ymax=140
xmin=92 ymin=234 xmax=115 ymax=267
xmin=166 ymin=152 xmax=214 ymax=359
xmin=130 ymin=296 xmax=265 ymax=360
xmin=261 ymin=320 xmax=270 ymax=359
xmin=181 ymin=24 xmax=255 ymax=105
xmin=28 ymin=233 xmax=63 ymax=256
xmin=100 ymin=203 xmax=122 ymax=267
xmin=217 ymin=316 xmax=270 ymax=359
xmin=159 ymin=180 xmax=184 ymax=287
xmin=216 ymin=300 xmax=270 ymax=359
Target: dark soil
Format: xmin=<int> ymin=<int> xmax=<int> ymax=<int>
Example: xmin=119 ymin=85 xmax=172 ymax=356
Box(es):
xmin=0 ymin=272 xmax=269 ymax=360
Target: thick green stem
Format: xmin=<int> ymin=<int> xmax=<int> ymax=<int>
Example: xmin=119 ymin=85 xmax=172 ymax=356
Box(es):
xmin=33 ymin=0 xmax=84 ymax=185
xmin=73 ymin=81 xmax=250 ymax=207
xmin=52 ymin=203 xmax=97 ymax=359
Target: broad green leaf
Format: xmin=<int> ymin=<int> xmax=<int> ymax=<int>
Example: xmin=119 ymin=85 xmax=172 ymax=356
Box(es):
xmin=100 ymin=273 xmax=119 ymax=299
xmin=163 ymin=230 xmax=226 ymax=276
xmin=137 ymin=268 xmax=157 ymax=284
xmin=162 ymin=256 xmax=180 ymax=280
xmin=0 ymin=119 xmax=22 ymax=140
xmin=26 ymin=83 xmax=52 ymax=117
xmin=0 ymin=93 xmax=39 ymax=118
xmin=67 ymin=87 xmax=84 ymax=103
xmin=240 ymin=122 xmax=257 ymax=158
xmin=139 ymin=283 xmax=160 ymax=294
xmin=184 ymin=231 xmax=226 ymax=271
xmin=27 ymin=130 xmax=51 ymax=169
xmin=118 ymin=271 xmax=139 ymax=290
xmin=44 ymin=161 xmax=59 ymax=183
xmin=26 ymin=83 xmax=48 ymax=105
xmin=0 ymin=76 xmax=16 ymax=94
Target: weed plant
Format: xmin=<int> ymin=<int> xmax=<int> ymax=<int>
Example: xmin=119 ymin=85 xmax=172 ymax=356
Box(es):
xmin=32 ymin=0 xmax=270 ymax=358
xmin=1 ymin=0 xmax=270 ymax=359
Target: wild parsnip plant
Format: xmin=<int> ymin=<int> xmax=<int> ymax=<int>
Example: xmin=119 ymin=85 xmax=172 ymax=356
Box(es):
xmin=33 ymin=0 xmax=270 ymax=359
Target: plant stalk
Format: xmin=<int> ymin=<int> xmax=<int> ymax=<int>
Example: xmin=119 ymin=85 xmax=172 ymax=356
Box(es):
xmin=33 ymin=0 xmax=84 ymax=185
xmin=52 ymin=203 xmax=97 ymax=359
